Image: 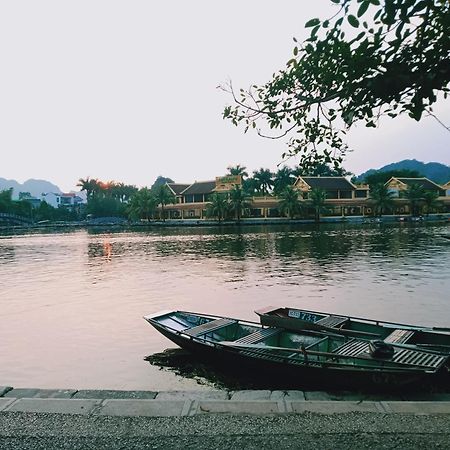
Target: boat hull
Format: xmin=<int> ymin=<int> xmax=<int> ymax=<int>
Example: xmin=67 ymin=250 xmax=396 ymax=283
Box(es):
xmin=150 ymin=322 xmax=449 ymax=392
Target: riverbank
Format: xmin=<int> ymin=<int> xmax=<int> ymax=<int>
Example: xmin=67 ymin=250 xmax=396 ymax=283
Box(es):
xmin=1 ymin=212 xmax=450 ymax=232
xmin=2 ymin=386 xmax=450 ymax=417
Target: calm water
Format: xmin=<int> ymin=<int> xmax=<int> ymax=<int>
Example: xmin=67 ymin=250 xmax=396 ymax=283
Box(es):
xmin=1 ymin=223 xmax=449 ymax=390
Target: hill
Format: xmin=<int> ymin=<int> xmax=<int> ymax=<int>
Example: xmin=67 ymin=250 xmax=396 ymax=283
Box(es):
xmin=0 ymin=178 xmax=62 ymax=200
xmin=357 ymin=160 xmax=450 ymax=184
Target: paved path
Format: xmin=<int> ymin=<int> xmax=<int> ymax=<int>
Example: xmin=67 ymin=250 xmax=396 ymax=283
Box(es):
xmin=1 ymin=411 xmax=450 ymax=449
xmin=2 ymin=387 xmax=450 ymax=449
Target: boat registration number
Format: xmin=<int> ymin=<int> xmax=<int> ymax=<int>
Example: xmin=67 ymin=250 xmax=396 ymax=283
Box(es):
xmin=288 ymin=310 xmax=319 ymax=322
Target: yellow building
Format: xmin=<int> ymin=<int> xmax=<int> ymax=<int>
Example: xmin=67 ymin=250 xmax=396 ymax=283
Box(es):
xmin=161 ymin=175 xmax=450 ymax=220
xmin=165 ymin=176 xmax=242 ymax=219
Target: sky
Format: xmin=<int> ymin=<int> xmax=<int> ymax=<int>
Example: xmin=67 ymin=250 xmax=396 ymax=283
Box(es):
xmin=1 ymin=1 xmax=449 ymax=192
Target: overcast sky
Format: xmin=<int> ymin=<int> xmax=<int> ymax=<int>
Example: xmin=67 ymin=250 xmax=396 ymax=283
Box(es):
xmin=1 ymin=1 xmax=449 ymax=192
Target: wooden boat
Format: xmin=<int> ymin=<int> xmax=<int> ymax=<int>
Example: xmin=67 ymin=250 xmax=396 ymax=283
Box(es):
xmin=256 ymin=306 xmax=450 ymax=354
xmin=144 ymin=310 xmax=450 ymax=390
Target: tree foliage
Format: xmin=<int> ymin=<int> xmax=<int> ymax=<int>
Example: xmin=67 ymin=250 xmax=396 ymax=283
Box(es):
xmin=307 ymin=188 xmax=329 ymax=222
xmin=155 ymin=185 xmax=176 ymax=221
xmin=222 ymin=0 xmax=450 ymax=170
xmin=206 ymin=192 xmax=230 ymax=221
xmin=278 ymin=185 xmax=302 ymax=219
xmin=229 ymin=185 xmax=251 ymax=221
xmin=127 ymin=188 xmax=157 ymax=221
xmin=227 ymin=164 xmax=249 ymax=178
xmin=368 ymin=183 xmax=395 ymax=215
xmin=252 ymin=168 xmax=274 ymax=195
xmin=402 ymin=182 xmax=426 ymax=216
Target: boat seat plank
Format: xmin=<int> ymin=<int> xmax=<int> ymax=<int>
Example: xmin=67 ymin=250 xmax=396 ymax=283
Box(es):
xmin=392 ymin=349 xmax=445 ymax=368
xmin=384 ymin=329 xmax=415 ymax=344
xmin=333 ymin=339 xmax=446 ymax=369
xmin=333 ymin=339 xmax=369 ymax=357
xmin=234 ymin=328 xmax=280 ymax=345
xmin=184 ymin=318 xmax=236 ymax=337
xmin=316 ymin=315 xmax=348 ymax=328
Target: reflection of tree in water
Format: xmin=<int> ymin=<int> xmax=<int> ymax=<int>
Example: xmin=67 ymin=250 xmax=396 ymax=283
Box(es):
xmin=85 ymin=223 xmax=441 ymax=268
xmin=274 ymin=230 xmax=354 ymax=263
xmin=0 ymin=244 xmax=15 ymax=264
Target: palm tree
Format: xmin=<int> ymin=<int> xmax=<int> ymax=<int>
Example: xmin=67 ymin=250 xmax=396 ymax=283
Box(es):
xmin=229 ymin=186 xmax=251 ymax=221
xmin=242 ymin=177 xmax=258 ymax=196
xmin=369 ymin=184 xmax=395 ymax=216
xmin=308 ymin=188 xmax=328 ymax=222
xmin=123 ymin=185 xmax=139 ymax=203
xmin=402 ymin=184 xmax=425 ymax=217
xmin=273 ymin=166 xmax=295 ymax=195
xmin=155 ymin=185 xmax=176 ymax=221
xmin=278 ymin=186 xmax=302 ymax=219
xmin=422 ymin=191 xmax=441 ymax=216
xmin=98 ymin=180 xmax=116 ymax=198
xmin=252 ymin=168 xmax=274 ymax=196
xmin=127 ymin=188 xmax=156 ymax=221
xmin=206 ymin=192 xmax=229 ymax=222
xmin=77 ymin=177 xmax=100 ymax=201
xmin=227 ymin=164 xmax=248 ymax=178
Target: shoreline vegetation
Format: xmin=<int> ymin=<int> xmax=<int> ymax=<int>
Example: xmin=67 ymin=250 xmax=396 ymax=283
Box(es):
xmin=1 ymin=213 xmax=449 ymax=232
xmin=1 ymin=164 xmax=449 ymax=228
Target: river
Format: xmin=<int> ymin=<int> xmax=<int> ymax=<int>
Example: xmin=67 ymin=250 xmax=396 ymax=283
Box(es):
xmin=0 ymin=223 xmax=449 ymax=390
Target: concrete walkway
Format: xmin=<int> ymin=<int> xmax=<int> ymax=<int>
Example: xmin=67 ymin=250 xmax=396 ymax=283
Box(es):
xmin=1 ymin=386 xmax=450 ymax=417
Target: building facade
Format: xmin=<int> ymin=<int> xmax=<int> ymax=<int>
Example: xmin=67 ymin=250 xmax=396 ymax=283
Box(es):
xmin=160 ymin=175 xmax=450 ymax=219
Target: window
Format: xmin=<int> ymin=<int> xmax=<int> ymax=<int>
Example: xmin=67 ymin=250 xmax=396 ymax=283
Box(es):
xmin=339 ymin=190 xmax=352 ymax=199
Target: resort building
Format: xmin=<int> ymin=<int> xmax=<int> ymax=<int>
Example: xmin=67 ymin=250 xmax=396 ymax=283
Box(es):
xmin=441 ymin=181 xmax=450 ymax=197
xmin=293 ymin=176 xmax=370 ymax=216
xmin=385 ymin=177 xmax=446 ymax=197
xmin=165 ymin=176 xmax=242 ymax=219
xmin=161 ymin=175 xmax=450 ymax=220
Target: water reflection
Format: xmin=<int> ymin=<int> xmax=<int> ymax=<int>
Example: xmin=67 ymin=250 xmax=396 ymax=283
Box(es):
xmin=1 ymin=223 xmax=449 ymax=390
xmin=0 ymin=244 xmax=15 ymax=264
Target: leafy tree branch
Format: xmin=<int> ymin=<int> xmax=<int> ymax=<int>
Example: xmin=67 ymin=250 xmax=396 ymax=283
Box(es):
xmin=221 ymin=0 xmax=450 ymax=170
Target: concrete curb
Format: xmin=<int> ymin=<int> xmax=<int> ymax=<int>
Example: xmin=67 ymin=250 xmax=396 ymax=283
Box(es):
xmin=2 ymin=388 xmax=450 ymax=416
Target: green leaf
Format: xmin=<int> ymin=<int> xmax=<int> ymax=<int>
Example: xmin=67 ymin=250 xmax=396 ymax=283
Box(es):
xmin=311 ymin=25 xmax=320 ymax=38
xmin=348 ymin=15 xmax=360 ymax=28
xmin=293 ymin=46 xmax=298 ymax=56
xmin=357 ymin=1 xmax=370 ymax=18
xmin=305 ymin=18 xmax=320 ymax=28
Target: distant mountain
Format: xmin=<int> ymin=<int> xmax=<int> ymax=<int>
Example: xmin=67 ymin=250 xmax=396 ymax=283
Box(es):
xmin=357 ymin=160 xmax=450 ymax=184
xmin=0 ymin=178 xmax=62 ymax=200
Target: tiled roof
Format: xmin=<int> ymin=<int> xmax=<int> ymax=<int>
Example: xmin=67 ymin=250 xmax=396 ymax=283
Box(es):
xmin=167 ymin=183 xmax=190 ymax=195
xmin=395 ymin=178 xmax=443 ymax=190
xmin=300 ymin=177 xmax=355 ymax=190
xmin=182 ymin=181 xmax=216 ymax=195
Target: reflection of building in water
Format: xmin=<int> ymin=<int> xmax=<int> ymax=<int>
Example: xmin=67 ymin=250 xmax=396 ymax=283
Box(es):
xmin=103 ymin=241 xmax=112 ymax=260
xmin=161 ymin=175 xmax=450 ymax=219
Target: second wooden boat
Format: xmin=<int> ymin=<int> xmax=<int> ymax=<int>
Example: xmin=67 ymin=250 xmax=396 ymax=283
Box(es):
xmin=256 ymin=306 xmax=450 ymax=354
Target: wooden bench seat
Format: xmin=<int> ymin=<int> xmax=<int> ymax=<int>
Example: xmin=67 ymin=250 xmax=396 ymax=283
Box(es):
xmin=184 ymin=318 xmax=236 ymax=337
xmin=384 ymin=329 xmax=414 ymax=344
xmin=233 ymin=328 xmax=280 ymax=345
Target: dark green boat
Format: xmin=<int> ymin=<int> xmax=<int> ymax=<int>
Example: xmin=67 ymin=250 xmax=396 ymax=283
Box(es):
xmin=145 ymin=310 xmax=450 ymax=390
xmin=256 ymin=306 xmax=450 ymax=354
